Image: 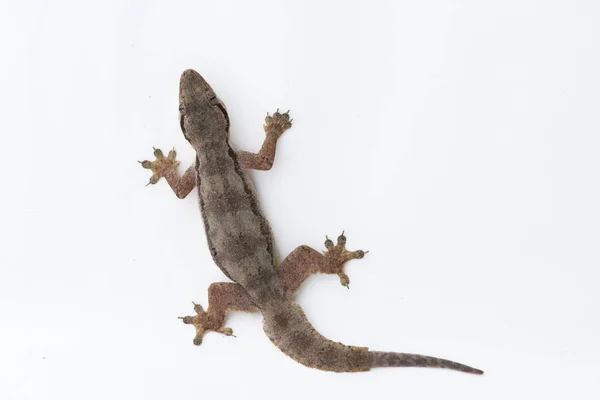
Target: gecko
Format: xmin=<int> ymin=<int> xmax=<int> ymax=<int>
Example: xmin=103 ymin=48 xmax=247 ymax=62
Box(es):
xmin=140 ymin=69 xmax=483 ymax=374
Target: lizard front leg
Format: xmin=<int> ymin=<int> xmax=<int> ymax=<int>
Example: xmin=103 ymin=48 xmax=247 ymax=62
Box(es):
xmin=237 ymin=109 xmax=292 ymax=170
xmin=139 ymin=148 xmax=196 ymax=199
xmin=179 ymin=282 xmax=259 ymax=345
xmin=278 ymin=232 xmax=367 ymax=297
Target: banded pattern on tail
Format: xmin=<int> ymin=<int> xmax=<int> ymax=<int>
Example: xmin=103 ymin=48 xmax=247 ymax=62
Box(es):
xmin=370 ymin=351 xmax=484 ymax=374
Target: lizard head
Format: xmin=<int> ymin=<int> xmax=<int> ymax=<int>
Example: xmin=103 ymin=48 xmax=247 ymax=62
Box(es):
xmin=178 ymin=69 xmax=230 ymax=145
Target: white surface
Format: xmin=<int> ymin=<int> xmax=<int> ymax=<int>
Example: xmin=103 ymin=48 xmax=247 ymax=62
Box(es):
xmin=2 ymin=0 xmax=599 ymax=398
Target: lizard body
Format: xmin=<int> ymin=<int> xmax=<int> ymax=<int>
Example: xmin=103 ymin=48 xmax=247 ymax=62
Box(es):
xmin=141 ymin=69 xmax=483 ymax=374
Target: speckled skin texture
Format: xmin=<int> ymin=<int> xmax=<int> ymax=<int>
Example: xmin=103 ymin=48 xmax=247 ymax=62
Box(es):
xmin=141 ymin=69 xmax=483 ymax=375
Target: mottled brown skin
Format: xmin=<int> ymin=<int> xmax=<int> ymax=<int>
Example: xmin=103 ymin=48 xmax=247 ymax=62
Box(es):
xmin=140 ymin=69 xmax=483 ymax=375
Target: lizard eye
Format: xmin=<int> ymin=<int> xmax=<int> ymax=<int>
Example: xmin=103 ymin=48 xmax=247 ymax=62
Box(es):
xmin=178 ymin=105 xmax=185 ymax=112
xmin=206 ymin=91 xmax=217 ymax=102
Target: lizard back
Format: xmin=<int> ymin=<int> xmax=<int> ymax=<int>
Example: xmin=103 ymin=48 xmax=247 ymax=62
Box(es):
xmin=179 ymin=70 xmax=282 ymax=301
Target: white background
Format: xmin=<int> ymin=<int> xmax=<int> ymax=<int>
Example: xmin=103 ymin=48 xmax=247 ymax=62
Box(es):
xmin=2 ymin=0 xmax=599 ymax=398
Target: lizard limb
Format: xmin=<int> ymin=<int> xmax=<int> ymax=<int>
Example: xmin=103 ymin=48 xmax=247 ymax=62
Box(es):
xmin=278 ymin=232 xmax=366 ymax=295
xmin=179 ymin=282 xmax=258 ymax=345
xmin=140 ymin=148 xmax=196 ymax=199
xmin=237 ymin=110 xmax=292 ymax=170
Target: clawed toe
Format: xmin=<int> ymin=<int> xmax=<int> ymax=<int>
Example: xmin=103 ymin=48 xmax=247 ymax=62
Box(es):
xmin=338 ymin=271 xmax=351 ymax=288
xmin=322 ymin=232 xmax=368 ymax=288
xmin=264 ymin=109 xmax=292 ymax=138
xmin=324 ymin=232 xmax=367 ymax=261
xmin=179 ymin=301 xmax=235 ymax=345
xmin=139 ymin=147 xmax=179 ymax=185
xmin=218 ymin=327 xmax=235 ymax=337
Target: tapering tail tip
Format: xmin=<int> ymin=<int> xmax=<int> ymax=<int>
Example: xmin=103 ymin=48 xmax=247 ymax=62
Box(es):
xmin=370 ymin=351 xmax=484 ymax=375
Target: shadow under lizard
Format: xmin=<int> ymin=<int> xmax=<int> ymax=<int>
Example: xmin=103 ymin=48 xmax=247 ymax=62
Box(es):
xmin=140 ymin=69 xmax=483 ymax=375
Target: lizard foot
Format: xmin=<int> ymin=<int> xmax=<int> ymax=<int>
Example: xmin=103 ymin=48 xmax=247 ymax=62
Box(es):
xmin=263 ymin=109 xmax=292 ymax=139
xmin=323 ymin=232 xmax=368 ymax=288
xmin=178 ymin=302 xmax=235 ymax=345
xmin=139 ymin=147 xmax=180 ymax=185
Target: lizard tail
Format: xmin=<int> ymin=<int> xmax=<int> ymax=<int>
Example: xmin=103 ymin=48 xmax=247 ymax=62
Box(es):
xmin=370 ymin=351 xmax=484 ymax=374
xmin=262 ymin=301 xmax=483 ymax=374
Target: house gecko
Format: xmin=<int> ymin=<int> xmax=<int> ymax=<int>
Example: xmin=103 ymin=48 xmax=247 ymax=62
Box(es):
xmin=140 ymin=69 xmax=483 ymax=374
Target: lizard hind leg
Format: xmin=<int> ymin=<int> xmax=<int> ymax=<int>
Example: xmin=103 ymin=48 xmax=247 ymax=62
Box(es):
xmin=278 ymin=232 xmax=367 ymax=296
xmin=179 ymin=302 xmax=223 ymax=346
xmin=179 ymin=282 xmax=258 ymax=345
xmin=323 ymin=232 xmax=367 ymax=288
